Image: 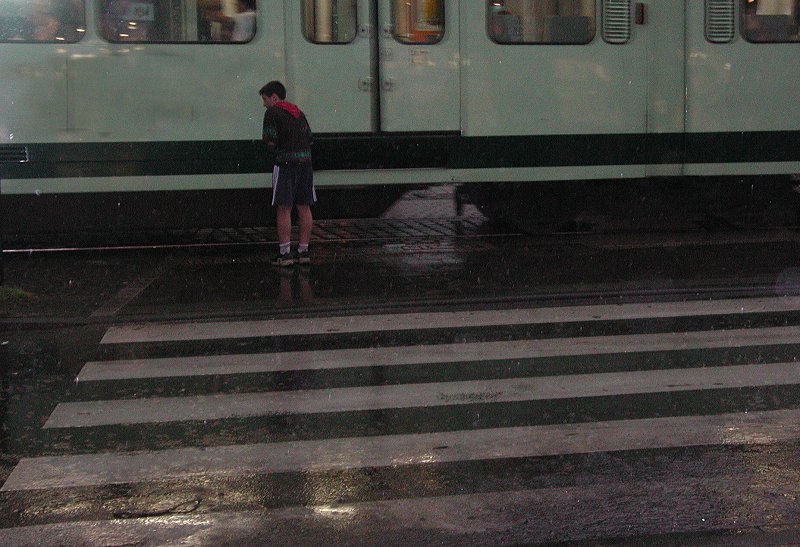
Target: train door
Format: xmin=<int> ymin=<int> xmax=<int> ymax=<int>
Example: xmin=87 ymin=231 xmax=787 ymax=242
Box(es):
xmin=286 ymin=0 xmax=460 ymax=134
xmin=685 ymin=0 xmax=800 ymax=177
xmin=644 ymin=0 xmax=687 ymax=177
xmin=377 ymin=0 xmax=460 ymax=132
xmin=460 ymin=1 xmax=685 ymax=178
xmin=285 ymin=1 xmax=374 ymax=133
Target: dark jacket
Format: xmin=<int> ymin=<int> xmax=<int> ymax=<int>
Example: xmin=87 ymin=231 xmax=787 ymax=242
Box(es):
xmin=262 ymin=101 xmax=313 ymax=164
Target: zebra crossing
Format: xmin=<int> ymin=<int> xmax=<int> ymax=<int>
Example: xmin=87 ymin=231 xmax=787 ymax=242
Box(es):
xmin=4 ymin=295 xmax=800 ymax=543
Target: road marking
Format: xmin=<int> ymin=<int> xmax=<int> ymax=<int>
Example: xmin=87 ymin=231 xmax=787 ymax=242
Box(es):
xmin=99 ymin=296 xmax=800 ymax=344
xmin=50 ymin=361 xmax=800 ymax=428
xmin=7 ymin=408 xmax=800 ymax=491
xmin=80 ymin=326 xmax=800 ymax=381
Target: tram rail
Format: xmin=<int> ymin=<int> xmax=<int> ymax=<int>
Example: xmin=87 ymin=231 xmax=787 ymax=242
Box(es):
xmin=2 ymin=214 xmax=512 ymax=254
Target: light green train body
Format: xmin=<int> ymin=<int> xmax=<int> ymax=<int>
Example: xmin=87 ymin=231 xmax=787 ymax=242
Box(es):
xmin=1 ymin=1 xmax=799 ymax=232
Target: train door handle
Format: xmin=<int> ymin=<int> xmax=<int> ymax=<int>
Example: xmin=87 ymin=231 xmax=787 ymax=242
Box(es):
xmin=359 ymin=77 xmax=374 ymax=92
xmin=635 ymin=2 xmax=646 ymax=25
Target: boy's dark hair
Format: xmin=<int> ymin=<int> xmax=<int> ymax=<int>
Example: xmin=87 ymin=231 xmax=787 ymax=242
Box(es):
xmin=240 ymin=0 xmax=256 ymax=9
xmin=259 ymin=81 xmax=286 ymax=100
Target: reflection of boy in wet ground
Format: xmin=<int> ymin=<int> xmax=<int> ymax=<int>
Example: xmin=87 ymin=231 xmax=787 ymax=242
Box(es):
xmin=275 ymin=268 xmax=314 ymax=307
xmin=260 ymin=80 xmax=315 ymax=267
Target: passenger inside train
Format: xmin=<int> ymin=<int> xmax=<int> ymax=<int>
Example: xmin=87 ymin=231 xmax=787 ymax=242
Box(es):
xmin=201 ymin=0 xmax=256 ymax=42
xmin=0 ymin=0 xmax=84 ymax=42
xmin=97 ymin=0 xmax=258 ymax=43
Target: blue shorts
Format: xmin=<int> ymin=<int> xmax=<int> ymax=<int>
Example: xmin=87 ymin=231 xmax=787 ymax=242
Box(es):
xmin=271 ymin=163 xmax=316 ymax=207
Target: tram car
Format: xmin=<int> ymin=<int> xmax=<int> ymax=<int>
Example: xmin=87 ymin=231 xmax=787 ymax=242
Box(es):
xmin=1 ymin=0 xmax=800 ymax=236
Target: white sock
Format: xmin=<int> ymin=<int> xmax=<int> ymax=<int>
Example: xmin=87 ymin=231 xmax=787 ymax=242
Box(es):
xmin=279 ymin=242 xmax=291 ymax=255
xmin=298 ymin=244 xmax=309 ymax=253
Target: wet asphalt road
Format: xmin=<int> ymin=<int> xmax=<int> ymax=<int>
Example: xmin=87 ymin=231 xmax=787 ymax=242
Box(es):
xmin=4 ymin=190 xmax=800 ymax=544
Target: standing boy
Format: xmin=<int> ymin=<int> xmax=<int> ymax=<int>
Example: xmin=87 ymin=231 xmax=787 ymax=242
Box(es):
xmin=260 ymin=81 xmax=315 ymax=266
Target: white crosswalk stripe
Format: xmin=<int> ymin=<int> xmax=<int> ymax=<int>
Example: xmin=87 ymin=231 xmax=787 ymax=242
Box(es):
xmin=6 ymin=409 xmax=800 ymax=491
xmin=80 ymin=326 xmax=800 ymax=381
xmin=99 ymin=295 xmax=800 ymax=343
xmin=47 ymin=361 xmax=800 ymax=428
xmin=4 ymin=295 xmax=800 ymax=542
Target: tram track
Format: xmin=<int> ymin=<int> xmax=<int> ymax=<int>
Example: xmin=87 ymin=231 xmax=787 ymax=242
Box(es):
xmin=4 ymin=217 xmax=800 ymax=329
xmin=2 ymin=214 xmax=518 ymax=254
xmin=5 ymin=219 xmax=800 ymax=255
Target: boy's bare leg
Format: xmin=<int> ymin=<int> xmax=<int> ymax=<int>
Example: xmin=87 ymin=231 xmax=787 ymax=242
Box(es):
xmin=297 ymin=205 xmax=313 ymax=247
xmin=276 ymin=205 xmax=292 ymax=251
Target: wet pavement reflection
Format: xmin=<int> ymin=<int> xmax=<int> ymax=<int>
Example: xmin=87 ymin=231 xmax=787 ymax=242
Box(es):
xmin=96 ymin=232 xmax=800 ymax=320
xmin=4 ymin=208 xmax=800 ymax=543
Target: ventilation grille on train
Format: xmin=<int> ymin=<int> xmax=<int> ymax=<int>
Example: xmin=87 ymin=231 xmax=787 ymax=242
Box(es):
xmin=602 ymin=0 xmax=631 ymax=44
xmin=706 ymin=0 xmax=735 ymax=43
xmin=0 ymin=145 xmax=29 ymax=163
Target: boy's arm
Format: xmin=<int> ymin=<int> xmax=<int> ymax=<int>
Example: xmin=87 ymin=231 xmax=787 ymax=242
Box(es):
xmin=263 ymin=111 xmax=277 ymax=149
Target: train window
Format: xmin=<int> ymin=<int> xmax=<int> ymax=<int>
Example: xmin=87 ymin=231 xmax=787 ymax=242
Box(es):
xmin=391 ymin=0 xmax=444 ymax=45
xmin=0 ymin=0 xmax=86 ymax=43
xmin=742 ymin=0 xmax=800 ymax=42
xmin=487 ymin=0 xmax=596 ymax=44
xmin=302 ymin=0 xmax=357 ymax=44
xmin=97 ymin=0 xmax=256 ymax=43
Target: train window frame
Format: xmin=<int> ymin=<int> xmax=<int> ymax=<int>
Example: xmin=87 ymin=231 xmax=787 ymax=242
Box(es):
xmin=301 ymin=0 xmax=358 ymax=45
xmin=96 ymin=0 xmax=257 ymax=45
xmin=0 ymin=0 xmax=87 ymax=44
xmin=740 ymin=0 xmax=800 ymax=43
xmin=390 ymin=0 xmax=445 ymax=45
xmin=486 ymin=0 xmax=597 ymax=45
